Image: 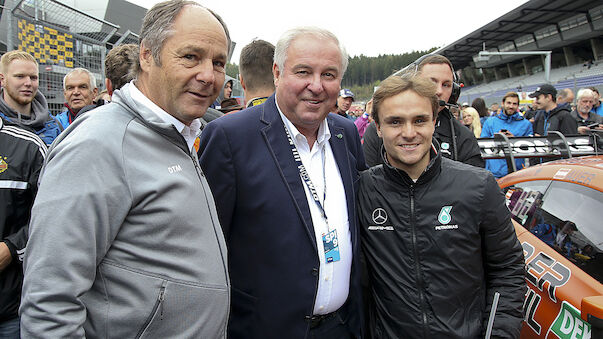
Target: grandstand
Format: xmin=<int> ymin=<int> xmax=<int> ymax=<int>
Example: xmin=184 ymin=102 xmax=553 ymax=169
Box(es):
xmin=432 ymin=0 xmax=603 ymax=106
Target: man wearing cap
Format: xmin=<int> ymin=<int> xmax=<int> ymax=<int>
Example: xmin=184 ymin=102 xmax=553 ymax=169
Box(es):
xmin=336 ymin=89 xmax=356 ymax=120
xmin=531 ymin=84 xmax=577 ymax=136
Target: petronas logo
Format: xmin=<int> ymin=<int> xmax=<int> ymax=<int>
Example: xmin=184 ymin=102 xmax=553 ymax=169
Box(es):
xmin=438 ymin=206 xmax=452 ymax=224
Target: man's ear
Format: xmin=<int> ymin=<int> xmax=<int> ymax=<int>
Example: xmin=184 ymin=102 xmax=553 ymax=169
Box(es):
xmin=139 ymin=43 xmax=154 ymax=73
xmin=239 ymin=74 xmax=246 ymax=91
xmin=105 ymin=78 xmax=114 ymax=96
xmin=272 ymin=63 xmax=280 ymax=88
xmin=92 ymin=87 xmax=99 ymax=97
xmin=376 ymin=122 xmax=382 ymax=138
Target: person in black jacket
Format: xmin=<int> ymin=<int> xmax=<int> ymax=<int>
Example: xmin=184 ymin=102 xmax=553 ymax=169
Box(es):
xmin=362 ymin=54 xmax=484 ymax=168
xmin=358 ymin=75 xmax=526 ymax=339
xmin=530 ymin=84 xmax=578 ymax=136
xmin=0 ymin=117 xmax=46 ymax=338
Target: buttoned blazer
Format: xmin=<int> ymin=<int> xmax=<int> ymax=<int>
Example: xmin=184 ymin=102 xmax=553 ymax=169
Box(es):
xmin=199 ymin=94 xmax=366 ymax=339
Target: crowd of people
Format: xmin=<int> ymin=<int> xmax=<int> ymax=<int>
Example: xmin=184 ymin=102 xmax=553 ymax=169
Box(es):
xmin=1 ymin=0 xmax=600 ymax=337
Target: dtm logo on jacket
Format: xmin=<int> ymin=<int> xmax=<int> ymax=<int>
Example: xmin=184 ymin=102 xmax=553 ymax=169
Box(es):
xmin=0 ymin=156 xmax=7 ymax=174
xmin=368 ymin=208 xmax=393 ymax=231
xmin=435 ymin=205 xmax=458 ymax=230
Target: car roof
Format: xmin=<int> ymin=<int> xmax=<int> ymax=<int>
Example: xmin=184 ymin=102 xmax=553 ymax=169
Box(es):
xmin=498 ymin=155 xmax=603 ymax=192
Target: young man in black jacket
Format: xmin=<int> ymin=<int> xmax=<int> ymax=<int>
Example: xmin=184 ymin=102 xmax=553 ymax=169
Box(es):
xmin=0 ymin=117 xmax=46 ymax=338
xmin=531 ymin=84 xmax=577 ymax=136
xmin=362 ymin=54 xmax=484 ymax=168
xmin=358 ymin=75 xmax=525 ymax=338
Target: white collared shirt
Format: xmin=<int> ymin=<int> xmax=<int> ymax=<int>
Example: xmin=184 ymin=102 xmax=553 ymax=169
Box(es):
xmin=129 ymin=82 xmax=201 ymax=153
xmin=276 ymin=98 xmax=352 ymax=315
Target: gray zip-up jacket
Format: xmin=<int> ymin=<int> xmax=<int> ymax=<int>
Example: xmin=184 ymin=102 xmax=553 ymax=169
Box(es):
xmin=20 ymin=83 xmax=230 ymax=338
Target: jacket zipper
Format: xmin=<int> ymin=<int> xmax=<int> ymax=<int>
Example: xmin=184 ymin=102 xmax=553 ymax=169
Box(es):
xmin=135 ymin=283 xmax=166 ymax=339
xmin=409 ymin=184 xmax=429 ymax=338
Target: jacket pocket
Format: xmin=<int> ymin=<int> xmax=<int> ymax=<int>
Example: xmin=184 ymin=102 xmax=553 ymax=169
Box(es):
xmin=137 ymin=279 xmax=229 ymax=339
xmin=87 ymin=261 xmax=229 ymax=339
xmin=135 ymin=281 xmax=166 ymax=339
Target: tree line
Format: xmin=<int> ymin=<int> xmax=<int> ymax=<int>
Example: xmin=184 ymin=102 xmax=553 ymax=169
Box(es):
xmin=226 ymin=47 xmax=437 ymax=102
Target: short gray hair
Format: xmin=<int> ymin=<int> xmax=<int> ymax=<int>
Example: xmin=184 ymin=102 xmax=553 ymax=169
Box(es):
xmin=577 ymin=88 xmax=594 ymax=101
xmin=138 ymin=0 xmax=230 ymax=69
xmin=274 ymin=27 xmax=348 ymax=77
xmin=63 ymin=68 xmax=96 ymax=91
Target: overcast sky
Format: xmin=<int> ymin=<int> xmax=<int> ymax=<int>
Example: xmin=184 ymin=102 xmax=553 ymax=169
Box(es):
xmin=128 ymin=0 xmax=530 ymax=64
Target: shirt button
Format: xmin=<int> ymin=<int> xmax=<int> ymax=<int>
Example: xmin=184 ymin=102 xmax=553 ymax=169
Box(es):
xmin=319 ymin=306 xmax=324 ymax=310
xmin=325 ymin=276 xmax=330 ymax=281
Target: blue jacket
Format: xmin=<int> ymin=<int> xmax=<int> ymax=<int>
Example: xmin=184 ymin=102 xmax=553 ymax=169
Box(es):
xmin=481 ymin=112 xmax=533 ymax=178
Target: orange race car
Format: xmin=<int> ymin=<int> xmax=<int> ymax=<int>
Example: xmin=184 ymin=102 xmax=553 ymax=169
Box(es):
xmin=478 ymin=132 xmax=603 ymax=339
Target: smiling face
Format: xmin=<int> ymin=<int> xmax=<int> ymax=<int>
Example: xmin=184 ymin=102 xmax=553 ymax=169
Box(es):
xmin=337 ymin=96 xmax=353 ymax=112
xmin=377 ymin=90 xmax=436 ymax=179
xmin=273 ymin=34 xmax=342 ymax=136
xmin=1 ymin=59 xmax=39 ymax=114
xmin=503 ymin=96 xmax=519 ymax=116
xmin=462 ymin=112 xmax=474 ymax=126
xmin=139 ymin=6 xmax=228 ymax=125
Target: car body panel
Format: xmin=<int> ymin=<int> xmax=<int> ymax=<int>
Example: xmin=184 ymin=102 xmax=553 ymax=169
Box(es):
xmin=498 ymin=156 xmax=603 ymax=339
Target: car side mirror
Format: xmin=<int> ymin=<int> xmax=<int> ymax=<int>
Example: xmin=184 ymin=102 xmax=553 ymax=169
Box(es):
xmin=581 ymin=296 xmax=603 ymax=338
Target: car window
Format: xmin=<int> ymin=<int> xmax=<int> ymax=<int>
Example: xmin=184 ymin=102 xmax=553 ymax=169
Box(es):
xmin=503 ymin=180 xmax=603 ymax=283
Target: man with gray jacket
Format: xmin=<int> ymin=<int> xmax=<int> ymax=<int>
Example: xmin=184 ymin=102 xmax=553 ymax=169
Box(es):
xmin=20 ymin=1 xmax=231 ymax=337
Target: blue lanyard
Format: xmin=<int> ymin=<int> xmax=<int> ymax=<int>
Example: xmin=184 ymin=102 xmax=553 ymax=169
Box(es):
xmin=283 ymin=124 xmax=329 ymax=230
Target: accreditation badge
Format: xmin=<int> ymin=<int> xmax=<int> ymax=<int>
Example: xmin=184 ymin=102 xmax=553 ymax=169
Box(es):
xmin=322 ymin=229 xmax=340 ymax=263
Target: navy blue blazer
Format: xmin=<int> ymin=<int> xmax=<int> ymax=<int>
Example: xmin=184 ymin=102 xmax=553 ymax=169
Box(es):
xmin=199 ymin=94 xmax=366 ymax=339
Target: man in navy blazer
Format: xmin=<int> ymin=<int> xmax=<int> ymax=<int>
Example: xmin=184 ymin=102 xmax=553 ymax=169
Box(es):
xmin=200 ymin=27 xmax=366 ymax=338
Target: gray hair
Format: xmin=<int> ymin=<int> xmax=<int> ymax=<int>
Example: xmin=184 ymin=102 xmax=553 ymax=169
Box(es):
xmin=577 ymin=88 xmax=595 ymax=101
xmin=63 ymin=68 xmax=96 ymax=91
xmin=274 ymin=27 xmax=348 ymax=76
xmin=138 ymin=0 xmax=231 ymax=70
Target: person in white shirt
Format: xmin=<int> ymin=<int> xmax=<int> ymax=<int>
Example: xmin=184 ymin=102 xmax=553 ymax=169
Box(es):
xmin=200 ymin=26 xmax=366 ymax=339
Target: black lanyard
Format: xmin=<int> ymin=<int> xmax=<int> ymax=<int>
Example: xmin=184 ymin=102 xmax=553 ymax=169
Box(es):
xmin=283 ymin=123 xmax=330 ymax=230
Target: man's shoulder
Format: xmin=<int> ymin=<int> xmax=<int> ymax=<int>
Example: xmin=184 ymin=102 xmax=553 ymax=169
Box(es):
xmin=0 ymin=121 xmax=47 ymax=154
xmin=441 ymin=157 xmax=491 ymax=179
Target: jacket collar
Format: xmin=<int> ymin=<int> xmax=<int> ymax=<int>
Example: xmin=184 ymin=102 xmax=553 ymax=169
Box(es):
xmin=111 ymin=82 xmax=192 ymax=154
xmin=382 ymin=138 xmax=442 ymax=187
xmin=496 ymin=111 xmax=524 ymax=122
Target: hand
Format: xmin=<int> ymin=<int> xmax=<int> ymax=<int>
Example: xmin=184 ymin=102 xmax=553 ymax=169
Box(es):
xmin=578 ymin=126 xmax=590 ymax=134
xmin=0 ymin=242 xmax=12 ymax=272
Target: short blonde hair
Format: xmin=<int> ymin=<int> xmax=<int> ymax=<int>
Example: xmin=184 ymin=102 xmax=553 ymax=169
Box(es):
xmin=0 ymin=50 xmax=38 ymax=74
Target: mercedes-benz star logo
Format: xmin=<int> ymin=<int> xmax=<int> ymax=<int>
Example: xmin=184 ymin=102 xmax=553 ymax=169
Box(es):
xmin=372 ymin=208 xmax=388 ymax=225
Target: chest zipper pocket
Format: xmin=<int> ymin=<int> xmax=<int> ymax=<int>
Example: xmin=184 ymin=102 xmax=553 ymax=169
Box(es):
xmin=135 ymin=281 xmax=167 ymax=339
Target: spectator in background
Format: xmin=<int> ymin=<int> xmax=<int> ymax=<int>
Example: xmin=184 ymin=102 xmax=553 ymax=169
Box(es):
xmin=556 ymin=88 xmax=574 ymax=109
xmin=571 ymin=88 xmax=603 ymax=134
xmin=0 ymin=117 xmax=46 ymax=339
xmin=95 ymin=89 xmax=111 ymax=104
xmin=20 ymin=1 xmax=231 ymax=337
xmin=531 ymin=84 xmax=577 ymax=136
xmin=461 ymin=106 xmax=481 ymax=138
xmin=471 ymin=97 xmax=489 ymax=126
xmin=481 ymin=92 xmax=533 ymax=178
xmin=354 ymin=98 xmax=373 ymax=139
xmin=57 ymin=68 xmax=98 ymax=128
xmin=0 ymin=50 xmax=62 ymax=145
xmin=104 ymin=43 xmax=139 ymax=96
xmin=336 ymin=88 xmax=356 ymax=120
xmin=589 ymin=87 xmax=603 ymax=116
xmin=489 ymin=102 xmax=500 ymax=116
xmin=238 ymin=39 xmax=275 ymax=108
xmin=211 ymin=79 xmax=233 ymax=109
